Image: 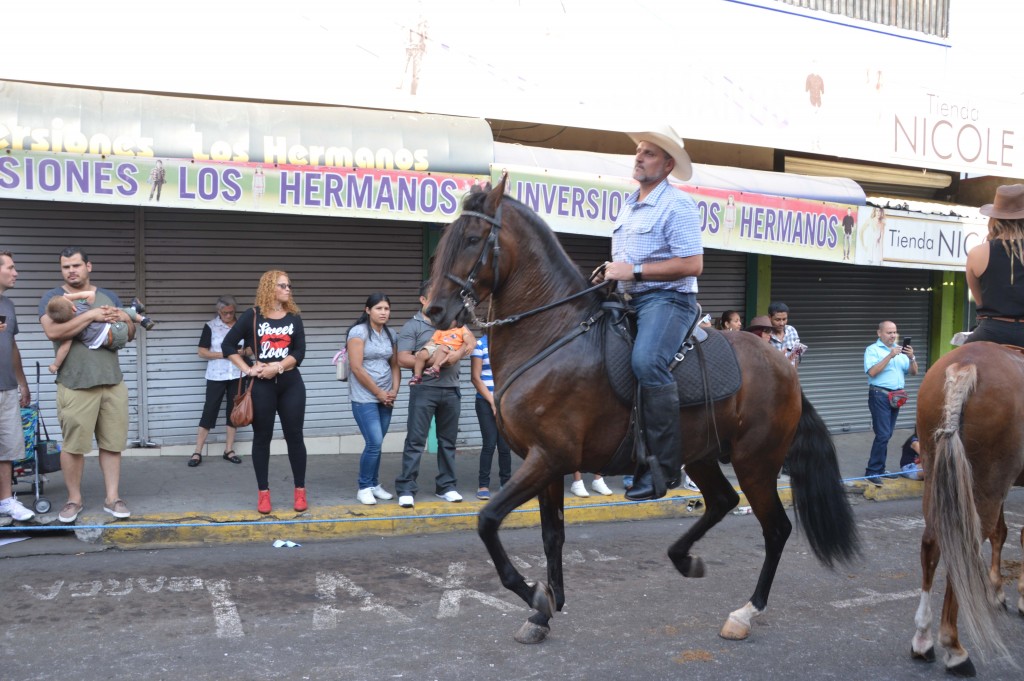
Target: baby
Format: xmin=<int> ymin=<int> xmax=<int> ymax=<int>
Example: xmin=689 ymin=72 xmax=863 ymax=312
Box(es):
xmin=46 ymin=291 xmax=155 ymax=374
xmin=409 ymin=324 xmax=470 ymax=385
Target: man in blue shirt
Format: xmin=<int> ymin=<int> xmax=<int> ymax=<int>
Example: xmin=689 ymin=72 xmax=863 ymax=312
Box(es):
xmin=602 ymin=128 xmax=703 ymax=500
xmin=863 ymin=320 xmax=918 ymax=485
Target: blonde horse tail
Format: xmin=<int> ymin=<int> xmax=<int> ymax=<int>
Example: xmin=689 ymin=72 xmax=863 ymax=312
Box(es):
xmin=930 ymin=362 xmax=1008 ymax=661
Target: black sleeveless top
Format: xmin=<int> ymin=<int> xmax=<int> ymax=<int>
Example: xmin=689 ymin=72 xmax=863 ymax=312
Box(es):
xmin=977 ymin=240 xmax=1024 ymax=318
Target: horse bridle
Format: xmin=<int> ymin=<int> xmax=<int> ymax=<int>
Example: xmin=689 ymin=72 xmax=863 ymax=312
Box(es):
xmin=445 ymin=202 xmax=504 ymax=312
xmin=447 ymin=199 xmax=611 ymax=329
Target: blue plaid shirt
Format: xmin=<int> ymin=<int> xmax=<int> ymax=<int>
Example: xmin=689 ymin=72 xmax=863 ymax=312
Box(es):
xmin=612 ymin=179 xmax=703 ymax=295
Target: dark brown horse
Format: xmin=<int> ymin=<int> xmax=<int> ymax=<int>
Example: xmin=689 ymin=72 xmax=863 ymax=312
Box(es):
xmin=427 ymin=177 xmax=859 ymax=644
xmin=911 ymin=341 xmax=1024 ymax=676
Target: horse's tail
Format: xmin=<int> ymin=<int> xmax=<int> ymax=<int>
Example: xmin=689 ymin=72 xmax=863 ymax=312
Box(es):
xmin=930 ymin=362 xmax=1008 ymax=661
xmin=787 ymin=391 xmax=860 ymax=568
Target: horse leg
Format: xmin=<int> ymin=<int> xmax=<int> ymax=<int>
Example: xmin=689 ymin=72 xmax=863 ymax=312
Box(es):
xmin=718 ymin=459 xmax=793 ymax=641
xmin=515 ymin=478 xmax=566 ymax=645
xmin=989 ymin=505 xmax=1008 ymax=609
xmin=911 ymin=525 xmax=940 ymax=663
xmin=666 ymin=460 xmax=739 ymax=579
xmin=477 ymin=451 xmax=562 ymax=621
xmin=939 ymin=582 xmax=976 ymax=677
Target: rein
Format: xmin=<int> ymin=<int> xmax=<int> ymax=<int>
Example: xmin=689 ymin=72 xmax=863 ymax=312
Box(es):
xmin=449 ymin=200 xmax=612 ymax=329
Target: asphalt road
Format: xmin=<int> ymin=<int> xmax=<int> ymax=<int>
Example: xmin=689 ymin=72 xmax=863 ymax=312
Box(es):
xmin=5 ymin=494 xmax=1024 ymax=681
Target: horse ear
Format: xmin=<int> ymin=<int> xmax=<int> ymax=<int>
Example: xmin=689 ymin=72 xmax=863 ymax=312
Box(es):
xmin=469 ymin=182 xmax=491 ymax=194
xmin=484 ymin=172 xmax=508 ymax=215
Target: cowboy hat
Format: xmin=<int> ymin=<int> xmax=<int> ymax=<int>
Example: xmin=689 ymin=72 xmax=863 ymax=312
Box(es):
xmin=628 ymin=125 xmax=693 ymax=182
xmin=745 ymin=315 xmax=772 ymax=333
xmin=980 ymin=184 xmax=1024 ymax=220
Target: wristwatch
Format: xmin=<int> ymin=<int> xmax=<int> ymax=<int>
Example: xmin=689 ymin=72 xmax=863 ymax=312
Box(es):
xmin=633 ymin=264 xmax=644 ymax=281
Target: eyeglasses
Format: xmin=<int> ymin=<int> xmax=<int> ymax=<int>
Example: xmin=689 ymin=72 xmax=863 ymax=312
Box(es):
xmin=276 ymin=283 xmax=292 ymax=290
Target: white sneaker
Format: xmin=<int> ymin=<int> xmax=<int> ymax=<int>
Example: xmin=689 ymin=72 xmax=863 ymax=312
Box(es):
xmin=590 ymin=478 xmax=613 ymax=496
xmin=570 ymin=480 xmax=590 ymax=497
xmin=370 ymin=485 xmax=393 ymax=500
xmin=682 ymin=475 xmax=700 ymax=492
xmin=398 ymin=495 xmax=415 ymax=508
xmin=356 ymin=488 xmax=377 ymax=505
xmin=435 ymin=490 xmax=463 ymax=503
xmin=0 ymin=495 xmax=34 ymax=521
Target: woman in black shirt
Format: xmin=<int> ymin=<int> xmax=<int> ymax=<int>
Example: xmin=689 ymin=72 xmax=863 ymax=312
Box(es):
xmin=224 ymin=270 xmax=308 ymax=514
xmin=966 ymin=184 xmax=1024 ymax=346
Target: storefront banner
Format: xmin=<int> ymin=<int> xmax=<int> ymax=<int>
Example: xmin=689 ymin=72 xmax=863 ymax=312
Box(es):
xmin=496 ymin=164 xmax=856 ymax=264
xmin=855 ymin=207 xmax=987 ymax=271
xmin=0 ymin=151 xmax=487 ymax=222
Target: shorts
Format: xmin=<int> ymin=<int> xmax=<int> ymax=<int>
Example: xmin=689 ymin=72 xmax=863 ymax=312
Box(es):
xmin=421 ymin=342 xmax=454 ymax=356
xmin=56 ymin=382 xmax=129 ymax=454
xmin=108 ymin=321 xmax=129 ymax=351
xmin=0 ymin=389 xmax=26 ymax=462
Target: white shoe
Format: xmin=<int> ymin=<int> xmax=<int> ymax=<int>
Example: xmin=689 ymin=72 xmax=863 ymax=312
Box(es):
xmin=590 ymin=478 xmax=613 ymax=496
xmin=370 ymin=485 xmax=393 ymax=500
xmin=435 ymin=490 xmax=463 ymax=503
xmin=682 ymin=475 xmax=700 ymax=492
xmin=570 ymin=480 xmax=590 ymax=497
xmin=356 ymin=488 xmax=377 ymax=505
xmin=0 ymin=495 xmax=34 ymax=521
xmin=398 ymin=495 xmax=415 ymax=508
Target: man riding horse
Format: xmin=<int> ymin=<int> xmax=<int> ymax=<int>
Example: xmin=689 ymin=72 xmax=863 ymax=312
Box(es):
xmin=600 ymin=127 xmax=703 ymax=501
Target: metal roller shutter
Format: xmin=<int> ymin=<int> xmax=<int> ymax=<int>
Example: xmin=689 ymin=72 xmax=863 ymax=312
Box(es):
xmin=140 ymin=208 xmax=425 ymax=445
xmin=0 ymin=198 xmax=141 ymax=444
xmin=771 ymin=257 xmax=931 ymax=433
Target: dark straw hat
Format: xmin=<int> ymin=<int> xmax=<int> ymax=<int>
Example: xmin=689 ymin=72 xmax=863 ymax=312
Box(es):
xmin=980 ymin=184 xmax=1024 ymax=220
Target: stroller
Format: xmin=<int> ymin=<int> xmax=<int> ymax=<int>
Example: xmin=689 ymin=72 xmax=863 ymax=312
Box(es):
xmin=12 ymin=362 xmax=60 ymax=514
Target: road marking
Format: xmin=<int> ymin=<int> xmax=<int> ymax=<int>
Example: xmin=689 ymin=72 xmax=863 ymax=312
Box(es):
xmin=858 ymin=515 xmax=925 ymax=532
xmin=396 ymin=562 xmax=520 ymax=618
xmin=206 ymin=579 xmax=244 ymax=638
xmin=312 ymin=571 xmax=410 ymax=629
xmin=831 ymin=588 xmax=920 ymax=609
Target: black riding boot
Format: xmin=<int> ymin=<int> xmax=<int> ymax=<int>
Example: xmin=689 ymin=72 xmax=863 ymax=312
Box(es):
xmin=625 ymin=383 xmax=683 ymax=501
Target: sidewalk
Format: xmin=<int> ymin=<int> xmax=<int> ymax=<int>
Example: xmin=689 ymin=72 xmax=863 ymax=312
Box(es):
xmin=2 ymin=428 xmax=922 ymax=549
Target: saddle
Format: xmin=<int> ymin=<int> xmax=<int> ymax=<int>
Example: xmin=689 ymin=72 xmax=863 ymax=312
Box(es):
xmin=601 ymin=298 xmax=742 ymax=407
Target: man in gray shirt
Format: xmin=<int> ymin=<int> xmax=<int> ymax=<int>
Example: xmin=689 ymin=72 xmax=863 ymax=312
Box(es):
xmin=0 ymin=249 xmax=34 ymax=521
xmin=394 ymin=280 xmax=475 ymax=508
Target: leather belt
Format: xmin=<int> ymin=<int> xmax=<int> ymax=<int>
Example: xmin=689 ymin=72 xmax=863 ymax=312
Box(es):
xmin=869 ymin=386 xmax=898 ymax=393
xmin=977 ymin=315 xmax=1024 ymax=323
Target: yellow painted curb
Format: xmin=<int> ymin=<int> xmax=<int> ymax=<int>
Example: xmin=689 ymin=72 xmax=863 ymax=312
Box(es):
xmin=69 ymin=479 xmax=918 ymax=548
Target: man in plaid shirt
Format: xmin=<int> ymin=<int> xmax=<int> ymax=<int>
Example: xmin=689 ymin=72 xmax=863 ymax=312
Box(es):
xmin=767 ymin=301 xmax=802 ymax=366
xmin=602 ymin=128 xmax=703 ymax=501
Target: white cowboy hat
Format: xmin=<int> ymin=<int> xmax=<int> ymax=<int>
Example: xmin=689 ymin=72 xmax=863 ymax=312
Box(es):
xmin=628 ymin=125 xmax=693 ymax=182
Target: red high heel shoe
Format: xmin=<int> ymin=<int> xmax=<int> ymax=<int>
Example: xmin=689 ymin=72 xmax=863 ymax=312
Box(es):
xmin=294 ymin=488 xmax=308 ymax=512
xmin=257 ymin=489 xmax=272 ymax=514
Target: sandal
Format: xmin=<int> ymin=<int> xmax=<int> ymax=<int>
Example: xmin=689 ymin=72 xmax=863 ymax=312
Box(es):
xmin=222 ymin=450 xmax=242 ymax=464
xmin=424 ymin=366 xmax=441 ymax=378
xmin=188 ymin=452 xmax=202 ymax=467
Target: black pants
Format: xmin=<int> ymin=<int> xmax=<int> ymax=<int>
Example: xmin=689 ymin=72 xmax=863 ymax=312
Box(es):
xmin=966 ymin=318 xmax=1024 ymax=346
xmin=251 ymin=370 xmax=307 ymax=491
xmin=198 ymin=379 xmax=239 ymax=430
xmin=475 ymin=398 xmax=511 ymax=488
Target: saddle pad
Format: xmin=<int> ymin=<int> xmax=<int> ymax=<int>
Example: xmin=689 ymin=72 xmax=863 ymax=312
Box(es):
xmin=606 ymin=324 xmax=742 ymax=407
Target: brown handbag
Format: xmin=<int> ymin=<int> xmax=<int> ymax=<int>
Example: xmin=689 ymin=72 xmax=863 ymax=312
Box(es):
xmin=230 ymin=310 xmax=258 ymax=427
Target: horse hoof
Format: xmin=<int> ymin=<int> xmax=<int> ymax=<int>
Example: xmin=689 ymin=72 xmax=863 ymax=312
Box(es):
xmin=685 ymin=556 xmax=706 ymax=578
xmin=911 ymin=645 xmax=936 ymax=663
xmin=946 ymin=657 xmax=976 ymax=678
xmin=719 ymin=615 xmax=750 ymax=640
xmin=514 ymin=621 xmax=550 ymax=644
xmin=529 ymin=582 xmax=555 ymax=618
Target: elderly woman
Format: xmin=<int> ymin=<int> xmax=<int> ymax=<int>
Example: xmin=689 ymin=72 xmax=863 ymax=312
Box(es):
xmin=965 ymin=184 xmax=1024 ymax=346
xmin=188 ymin=295 xmax=248 ymax=467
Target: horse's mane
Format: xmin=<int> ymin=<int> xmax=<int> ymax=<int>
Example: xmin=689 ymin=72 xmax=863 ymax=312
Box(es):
xmin=435 ymin=190 xmax=589 ymax=295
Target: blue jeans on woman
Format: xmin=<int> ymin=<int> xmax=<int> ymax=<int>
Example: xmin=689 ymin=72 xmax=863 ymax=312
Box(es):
xmin=475 ymin=398 xmax=512 ymax=489
xmin=352 ymin=401 xmax=393 ymax=489
xmin=865 ymin=388 xmax=899 ymax=479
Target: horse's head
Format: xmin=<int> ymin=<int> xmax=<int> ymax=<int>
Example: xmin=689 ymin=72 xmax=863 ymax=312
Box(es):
xmin=427 ymin=175 xmax=510 ymax=329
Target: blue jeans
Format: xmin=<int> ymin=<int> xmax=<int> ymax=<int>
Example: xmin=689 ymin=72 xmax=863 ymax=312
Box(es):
xmin=866 ymin=388 xmax=899 ymax=477
xmin=352 ymin=401 xmax=393 ymax=489
xmin=631 ymin=290 xmax=698 ymax=386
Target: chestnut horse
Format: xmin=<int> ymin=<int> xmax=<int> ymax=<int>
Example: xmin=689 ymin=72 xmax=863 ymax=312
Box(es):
xmin=426 ymin=178 xmax=859 ymax=644
xmin=911 ymin=341 xmax=1024 ymax=675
